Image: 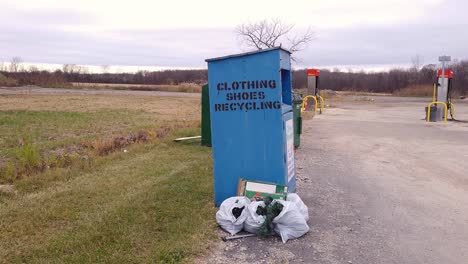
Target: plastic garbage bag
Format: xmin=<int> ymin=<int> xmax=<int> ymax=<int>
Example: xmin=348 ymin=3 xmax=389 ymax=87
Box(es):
xmin=244 ymin=201 xmax=266 ymax=234
xmin=216 ymin=196 xmax=251 ymax=235
xmin=286 ymin=193 xmax=309 ymax=221
xmin=273 ymin=200 xmax=310 ymax=243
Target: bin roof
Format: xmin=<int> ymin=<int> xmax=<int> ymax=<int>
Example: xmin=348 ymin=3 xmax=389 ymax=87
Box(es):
xmin=205 ymin=46 xmax=291 ymax=62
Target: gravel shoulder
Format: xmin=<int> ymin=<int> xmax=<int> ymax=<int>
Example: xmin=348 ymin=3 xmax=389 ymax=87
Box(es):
xmin=201 ymin=98 xmax=468 ymax=264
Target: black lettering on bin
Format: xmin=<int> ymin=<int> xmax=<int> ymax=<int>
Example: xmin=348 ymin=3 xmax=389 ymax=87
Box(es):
xmin=268 ymin=80 xmax=276 ymax=89
xmin=259 ymin=91 xmax=265 ymax=99
xmin=273 ymin=101 xmax=281 ymax=109
xmin=250 ymin=92 xmax=257 ymax=100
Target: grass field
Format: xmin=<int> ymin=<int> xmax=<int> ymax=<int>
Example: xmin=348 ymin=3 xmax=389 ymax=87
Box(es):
xmin=0 ymin=93 xmax=216 ymax=263
xmin=72 ymin=83 xmax=202 ymax=93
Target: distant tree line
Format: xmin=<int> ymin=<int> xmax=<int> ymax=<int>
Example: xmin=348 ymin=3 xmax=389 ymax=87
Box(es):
xmin=65 ymin=70 xmax=208 ymax=85
xmin=0 ymin=68 xmax=207 ymax=87
xmin=1 ymin=59 xmax=467 ymax=95
xmin=292 ymin=60 xmax=468 ymax=95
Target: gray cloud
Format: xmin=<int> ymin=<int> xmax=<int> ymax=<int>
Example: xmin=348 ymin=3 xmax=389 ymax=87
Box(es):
xmin=0 ymin=26 xmax=237 ymax=66
xmin=299 ymin=23 xmax=468 ymax=68
xmin=0 ymin=1 xmax=467 ymax=69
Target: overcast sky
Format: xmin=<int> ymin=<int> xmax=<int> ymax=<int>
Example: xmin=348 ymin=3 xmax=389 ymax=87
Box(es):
xmin=1 ymin=0 xmax=467 ymax=71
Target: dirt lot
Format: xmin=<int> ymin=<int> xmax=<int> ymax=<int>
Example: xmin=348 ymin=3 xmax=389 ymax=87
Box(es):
xmin=203 ymin=97 xmax=468 ymax=264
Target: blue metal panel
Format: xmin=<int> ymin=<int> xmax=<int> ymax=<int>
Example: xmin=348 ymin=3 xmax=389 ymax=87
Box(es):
xmin=279 ymin=49 xmax=291 ymax=70
xmin=206 ymin=47 xmax=295 ymax=206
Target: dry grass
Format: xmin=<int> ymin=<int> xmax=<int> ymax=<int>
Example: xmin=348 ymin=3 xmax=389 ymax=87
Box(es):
xmin=72 ymin=82 xmax=202 ymax=93
xmin=393 ymin=84 xmax=434 ymax=97
xmin=0 ymin=94 xmax=201 ymax=120
xmin=0 ymin=94 xmax=201 ymax=183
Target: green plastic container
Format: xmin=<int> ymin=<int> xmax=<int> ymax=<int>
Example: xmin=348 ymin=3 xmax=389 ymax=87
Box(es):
xmin=292 ymin=93 xmax=303 ymax=148
xmin=201 ymin=84 xmax=212 ymax=146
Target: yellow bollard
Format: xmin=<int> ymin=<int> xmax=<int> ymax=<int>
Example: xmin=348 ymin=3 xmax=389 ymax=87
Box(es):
xmin=426 ymin=101 xmax=448 ymax=122
xmin=301 ymin=95 xmax=318 ymax=113
xmin=317 ymin=95 xmax=325 ymax=113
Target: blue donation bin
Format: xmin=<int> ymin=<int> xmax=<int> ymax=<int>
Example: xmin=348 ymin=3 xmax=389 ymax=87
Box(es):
xmin=206 ymin=47 xmax=296 ymax=206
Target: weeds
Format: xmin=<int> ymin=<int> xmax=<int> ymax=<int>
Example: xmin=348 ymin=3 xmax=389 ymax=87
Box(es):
xmin=15 ymin=138 xmax=42 ymax=171
xmin=0 ymin=125 xmax=187 ymax=183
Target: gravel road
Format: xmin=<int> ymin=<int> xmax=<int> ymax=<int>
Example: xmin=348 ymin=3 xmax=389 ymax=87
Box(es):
xmin=203 ymin=98 xmax=468 ymax=264
xmin=0 ymin=86 xmax=200 ymax=97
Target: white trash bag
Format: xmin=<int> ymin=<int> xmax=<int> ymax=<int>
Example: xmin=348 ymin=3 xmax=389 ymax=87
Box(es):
xmin=244 ymin=201 xmax=266 ymax=234
xmin=273 ymin=200 xmax=310 ymax=243
xmin=216 ymin=196 xmax=251 ymax=235
xmin=286 ymin=193 xmax=309 ymax=222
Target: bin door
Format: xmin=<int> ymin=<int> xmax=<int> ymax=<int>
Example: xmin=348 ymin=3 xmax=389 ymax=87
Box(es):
xmin=284 ymin=116 xmax=295 ymax=191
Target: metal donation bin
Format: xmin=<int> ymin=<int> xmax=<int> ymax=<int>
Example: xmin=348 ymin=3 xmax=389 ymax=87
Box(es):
xmin=206 ymin=47 xmax=296 ymax=206
xmin=292 ymin=93 xmax=303 ymax=148
xmin=201 ymin=84 xmax=212 ymax=146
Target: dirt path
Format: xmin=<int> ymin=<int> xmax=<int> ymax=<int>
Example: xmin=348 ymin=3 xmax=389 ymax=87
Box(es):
xmin=0 ymin=86 xmax=200 ymax=97
xmin=203 ymin=100 xmax=468 ymax=263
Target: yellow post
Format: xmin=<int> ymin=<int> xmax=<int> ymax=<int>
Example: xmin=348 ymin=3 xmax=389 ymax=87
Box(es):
xmin=426 ymin=101 xmax=448 ymax=122
xmin=432 ymin=83 xmax=437 ymax=102
xmin=317 ymin=95 xmax=325 ymax=113
xmin=301 ymin=95 xmax=318 ymax=113
xmin=449 ymin=102 xmax=455 ymax=118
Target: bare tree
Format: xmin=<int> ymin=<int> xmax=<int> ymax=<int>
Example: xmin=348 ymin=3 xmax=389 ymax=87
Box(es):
xmin=62 ymin=64 xmax=71 ymax=73
xmin=10 ymin=57 xmax=23 ymax=72
xmin=101 ymin=65 xmax=110 ymax=74
xmin=63 ymin=64 xmax=88 ymax=74
xmin=28 ymin=65 xmax=39 ymax=72
xmin=235 ymin=19 xmax=314 ymax=61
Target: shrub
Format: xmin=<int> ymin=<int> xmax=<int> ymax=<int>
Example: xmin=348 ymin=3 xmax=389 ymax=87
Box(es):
xmin=0 ymin=73 xmax=19 ymax=87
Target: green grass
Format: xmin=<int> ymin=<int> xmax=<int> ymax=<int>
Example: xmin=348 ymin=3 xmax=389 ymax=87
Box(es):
xmin=0 ymin=128 xmax=216 ymax=263
xmin=0 ymin=95 xmax=215 ymax=263
xmin=0 ymin=109 xmax=176 ymax=183
xmin=0 ymin=110 xmax=158 ymax=153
